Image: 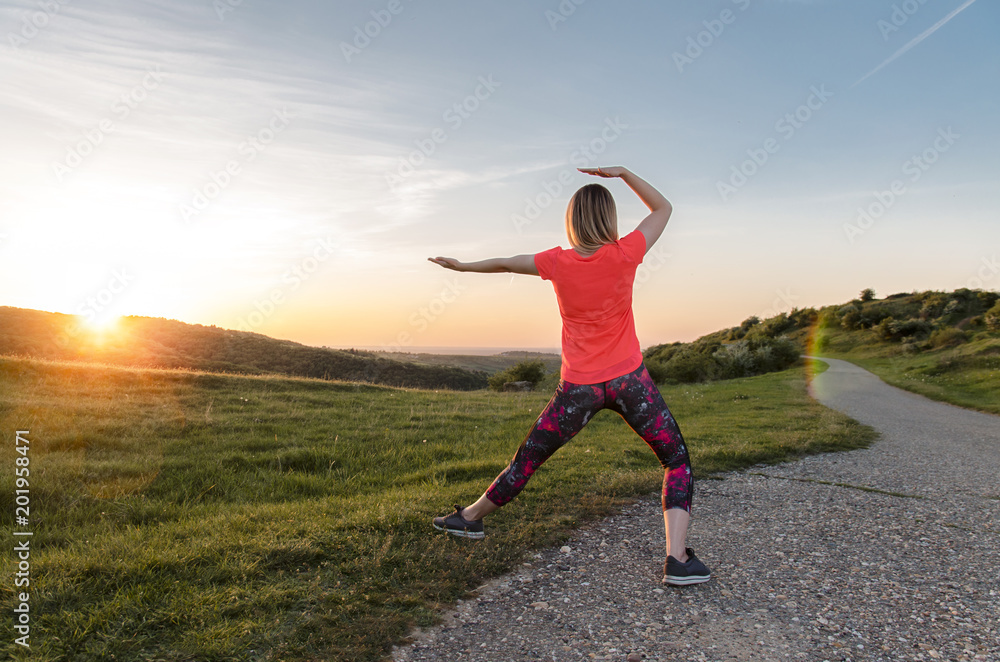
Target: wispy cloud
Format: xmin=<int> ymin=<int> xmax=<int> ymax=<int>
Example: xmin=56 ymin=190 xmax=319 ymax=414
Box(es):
xmin=851 ymin=0 xmax=979 ymax=88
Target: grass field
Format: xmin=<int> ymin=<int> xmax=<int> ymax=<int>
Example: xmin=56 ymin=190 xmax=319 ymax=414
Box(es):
xmin=0 ymin=356 xmax=875 ymax=661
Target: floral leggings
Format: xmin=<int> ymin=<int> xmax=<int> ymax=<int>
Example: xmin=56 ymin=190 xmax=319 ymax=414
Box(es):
xmin=485 ymin=362 xmax=693 ymax=512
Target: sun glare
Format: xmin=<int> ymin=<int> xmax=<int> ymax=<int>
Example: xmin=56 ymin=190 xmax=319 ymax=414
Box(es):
xmin=79 ymin=314 xmax=122 ymax=344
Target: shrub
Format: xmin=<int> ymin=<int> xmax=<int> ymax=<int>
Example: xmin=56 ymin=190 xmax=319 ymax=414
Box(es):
xmin=788 ymin=307 xmax=818 ymax=329
xmin=838 ymin=304 xmax=862 ymax=330
xmin=818 ymin=309 xmax=839 ymax=330
xmin=875 ymin=316 xmax=933 ymax=342
xmin=977 ymin=290 xmax=999 ymax=311
xmin=642 ymin=342 xmax=685 ymax=365
xmin=645 ymin=360 xmax=670 ymax=384
xmin=714 ymin=336 xmax=800 ymax=379
xmin=841 ymin=309 xmax=861 ymax=330
xmin=875 ymin=316 xmax=896 ymax=341
xmin=715 ymin=341 xmax=755 ymax=379
xmin=918 ymin=292 xmax=949 ymax=319
xmin=488 ymin=359 xmax=547 ymax=391
xmin=659 ymin=350 xmax=719 ymax=383
xmin=860 ymin=288 xmax=876 ymax=302
xmin=760 ymin=313 xmax=796 ymax=337
xmin=985 ymin=302 xmax=1000 ymax=332
xmin=766 ymin=336 xmax=801 ymax=368
xmin=725 ymin=315 xmax=761 ymax=341
xmin=859 ymin=309 xmax=891 ymax=329
xmin=929 ymin=327 xmax=968 ymax=349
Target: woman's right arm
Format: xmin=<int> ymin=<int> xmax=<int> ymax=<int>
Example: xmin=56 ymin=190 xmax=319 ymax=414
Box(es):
xmin=579 ymin=167 xmax=673 ymax=253
xmin=428 ymin=254 xmax=539 ymax=276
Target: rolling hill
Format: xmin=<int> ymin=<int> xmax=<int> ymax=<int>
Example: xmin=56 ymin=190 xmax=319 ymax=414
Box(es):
xmin=0 ymin=306 xmax=489 ymax=390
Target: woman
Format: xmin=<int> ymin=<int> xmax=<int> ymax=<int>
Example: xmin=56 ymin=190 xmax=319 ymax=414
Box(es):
xmin=428 ymin=166 xmax=710 ymax=586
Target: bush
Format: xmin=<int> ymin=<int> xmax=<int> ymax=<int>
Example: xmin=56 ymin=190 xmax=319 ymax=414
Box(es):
xmin=942 ymin=299 xmax=962 ymax=317
xmin=836 ymin=304 xmax=860 ymax=330
xmin=875 ymin=316 xmax=933 ymax=342
xmin=642 ymin=342 xmax=685 ymax=365
xmin=818 ymin=309 xmax=839 ymax=330
xmin=916 ymin=292 xmax=947 ymax=319
xmin=788 ymin=307 xmax=818 ymax=329
xmin=488 ymin=359 xmax=548 ymax=391
xmin=859 ymin=309 xmax=891 ymax=329
xmin=714 ymin=342 xmax=754 ymax=379
xmin=645 ymin=359 xmax=670 ymax=384
xmin=977 ymin=290 xmax=999 ymax=311
xmin=659 ymin=350 xmax=719 ymax=383
xmin=860 ymin=288 xmax=876 ymax=302
xmin=760 ymin=313 xmax=796 ymax=337
xmin=929 ymin=327 xmax=968 ymax=349
xmin=985 ymin=302 xmax=1000 ymax=332
xmin=875 ymin=316 xmax=896 ymax=341
xmin=713 ymin=336 xmax=800 ymax=379
xmin=841 ymin=309 xmax=862 ymax=330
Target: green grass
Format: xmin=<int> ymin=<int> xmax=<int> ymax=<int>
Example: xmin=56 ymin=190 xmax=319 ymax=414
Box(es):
xmin=816 ymin=326 xmax=1000 ymax=415
xmin=0 ymin=356 xmax=873 ymax=661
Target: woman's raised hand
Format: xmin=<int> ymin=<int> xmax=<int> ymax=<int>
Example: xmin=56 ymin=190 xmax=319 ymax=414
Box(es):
xmin=578 ymin=166 xmax=628 ymax=178
xmin=428 ymin=256 xmax=464 ymax=271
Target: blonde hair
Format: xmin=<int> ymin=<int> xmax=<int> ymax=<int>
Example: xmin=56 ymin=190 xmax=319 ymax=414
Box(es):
xmin=565 ymin=183 xmax=618 ymax=254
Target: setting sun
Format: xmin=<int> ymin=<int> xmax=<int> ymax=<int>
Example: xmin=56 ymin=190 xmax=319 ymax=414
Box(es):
xmin=79 ymin=313 xmax=122 ymax=344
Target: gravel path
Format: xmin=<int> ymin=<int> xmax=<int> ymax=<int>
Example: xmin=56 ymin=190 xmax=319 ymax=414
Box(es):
xmin=392 ymin=358 xmax=1000 ymax=662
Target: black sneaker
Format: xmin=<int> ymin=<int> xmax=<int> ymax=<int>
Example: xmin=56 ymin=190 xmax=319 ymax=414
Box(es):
xmin=663 ymin=547 xmax=711 ymax=586
xmin=432 ymin=505 xmax=484 ymax=539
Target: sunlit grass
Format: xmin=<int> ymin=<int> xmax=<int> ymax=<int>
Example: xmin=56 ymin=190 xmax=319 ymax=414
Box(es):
xmin=0 ymin=355 xmax=873 ymax=661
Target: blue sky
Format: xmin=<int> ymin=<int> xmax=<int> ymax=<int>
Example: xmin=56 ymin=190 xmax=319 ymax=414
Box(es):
xmin=1 ymin=0 xmax=997 ymax=351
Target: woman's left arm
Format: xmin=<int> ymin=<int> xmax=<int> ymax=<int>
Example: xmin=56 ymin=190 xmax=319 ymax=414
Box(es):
xmin=428 ymin=254 xmax=539 ymax=276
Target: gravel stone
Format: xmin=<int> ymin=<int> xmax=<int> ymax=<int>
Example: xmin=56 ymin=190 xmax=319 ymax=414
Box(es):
xmin=392 ymin=358 xmax=1000 ymax=661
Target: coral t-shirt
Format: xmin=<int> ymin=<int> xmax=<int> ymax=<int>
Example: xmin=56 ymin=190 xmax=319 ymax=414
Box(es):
xmin=534 ymin=229 xmax=646 ymax=383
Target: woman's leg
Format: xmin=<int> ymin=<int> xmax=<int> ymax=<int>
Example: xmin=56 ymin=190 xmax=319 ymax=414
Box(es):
xmin=605 ymin=363 xmax=694 ymax=561
xmin=464 ymin=379 xmax=605 ymax=519
xmin=460 ymin=491 xmax=499 ymax=521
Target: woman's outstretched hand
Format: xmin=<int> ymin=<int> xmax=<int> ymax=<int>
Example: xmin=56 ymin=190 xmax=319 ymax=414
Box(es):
xmin=578 ymin=166 xmax=628 ymax=178
xmin=428 ymin=256 xmax=464 ymax=271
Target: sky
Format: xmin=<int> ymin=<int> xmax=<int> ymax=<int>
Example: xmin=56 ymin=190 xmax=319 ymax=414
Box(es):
xmin=1 ymin=0 xmax=997 ymax=353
